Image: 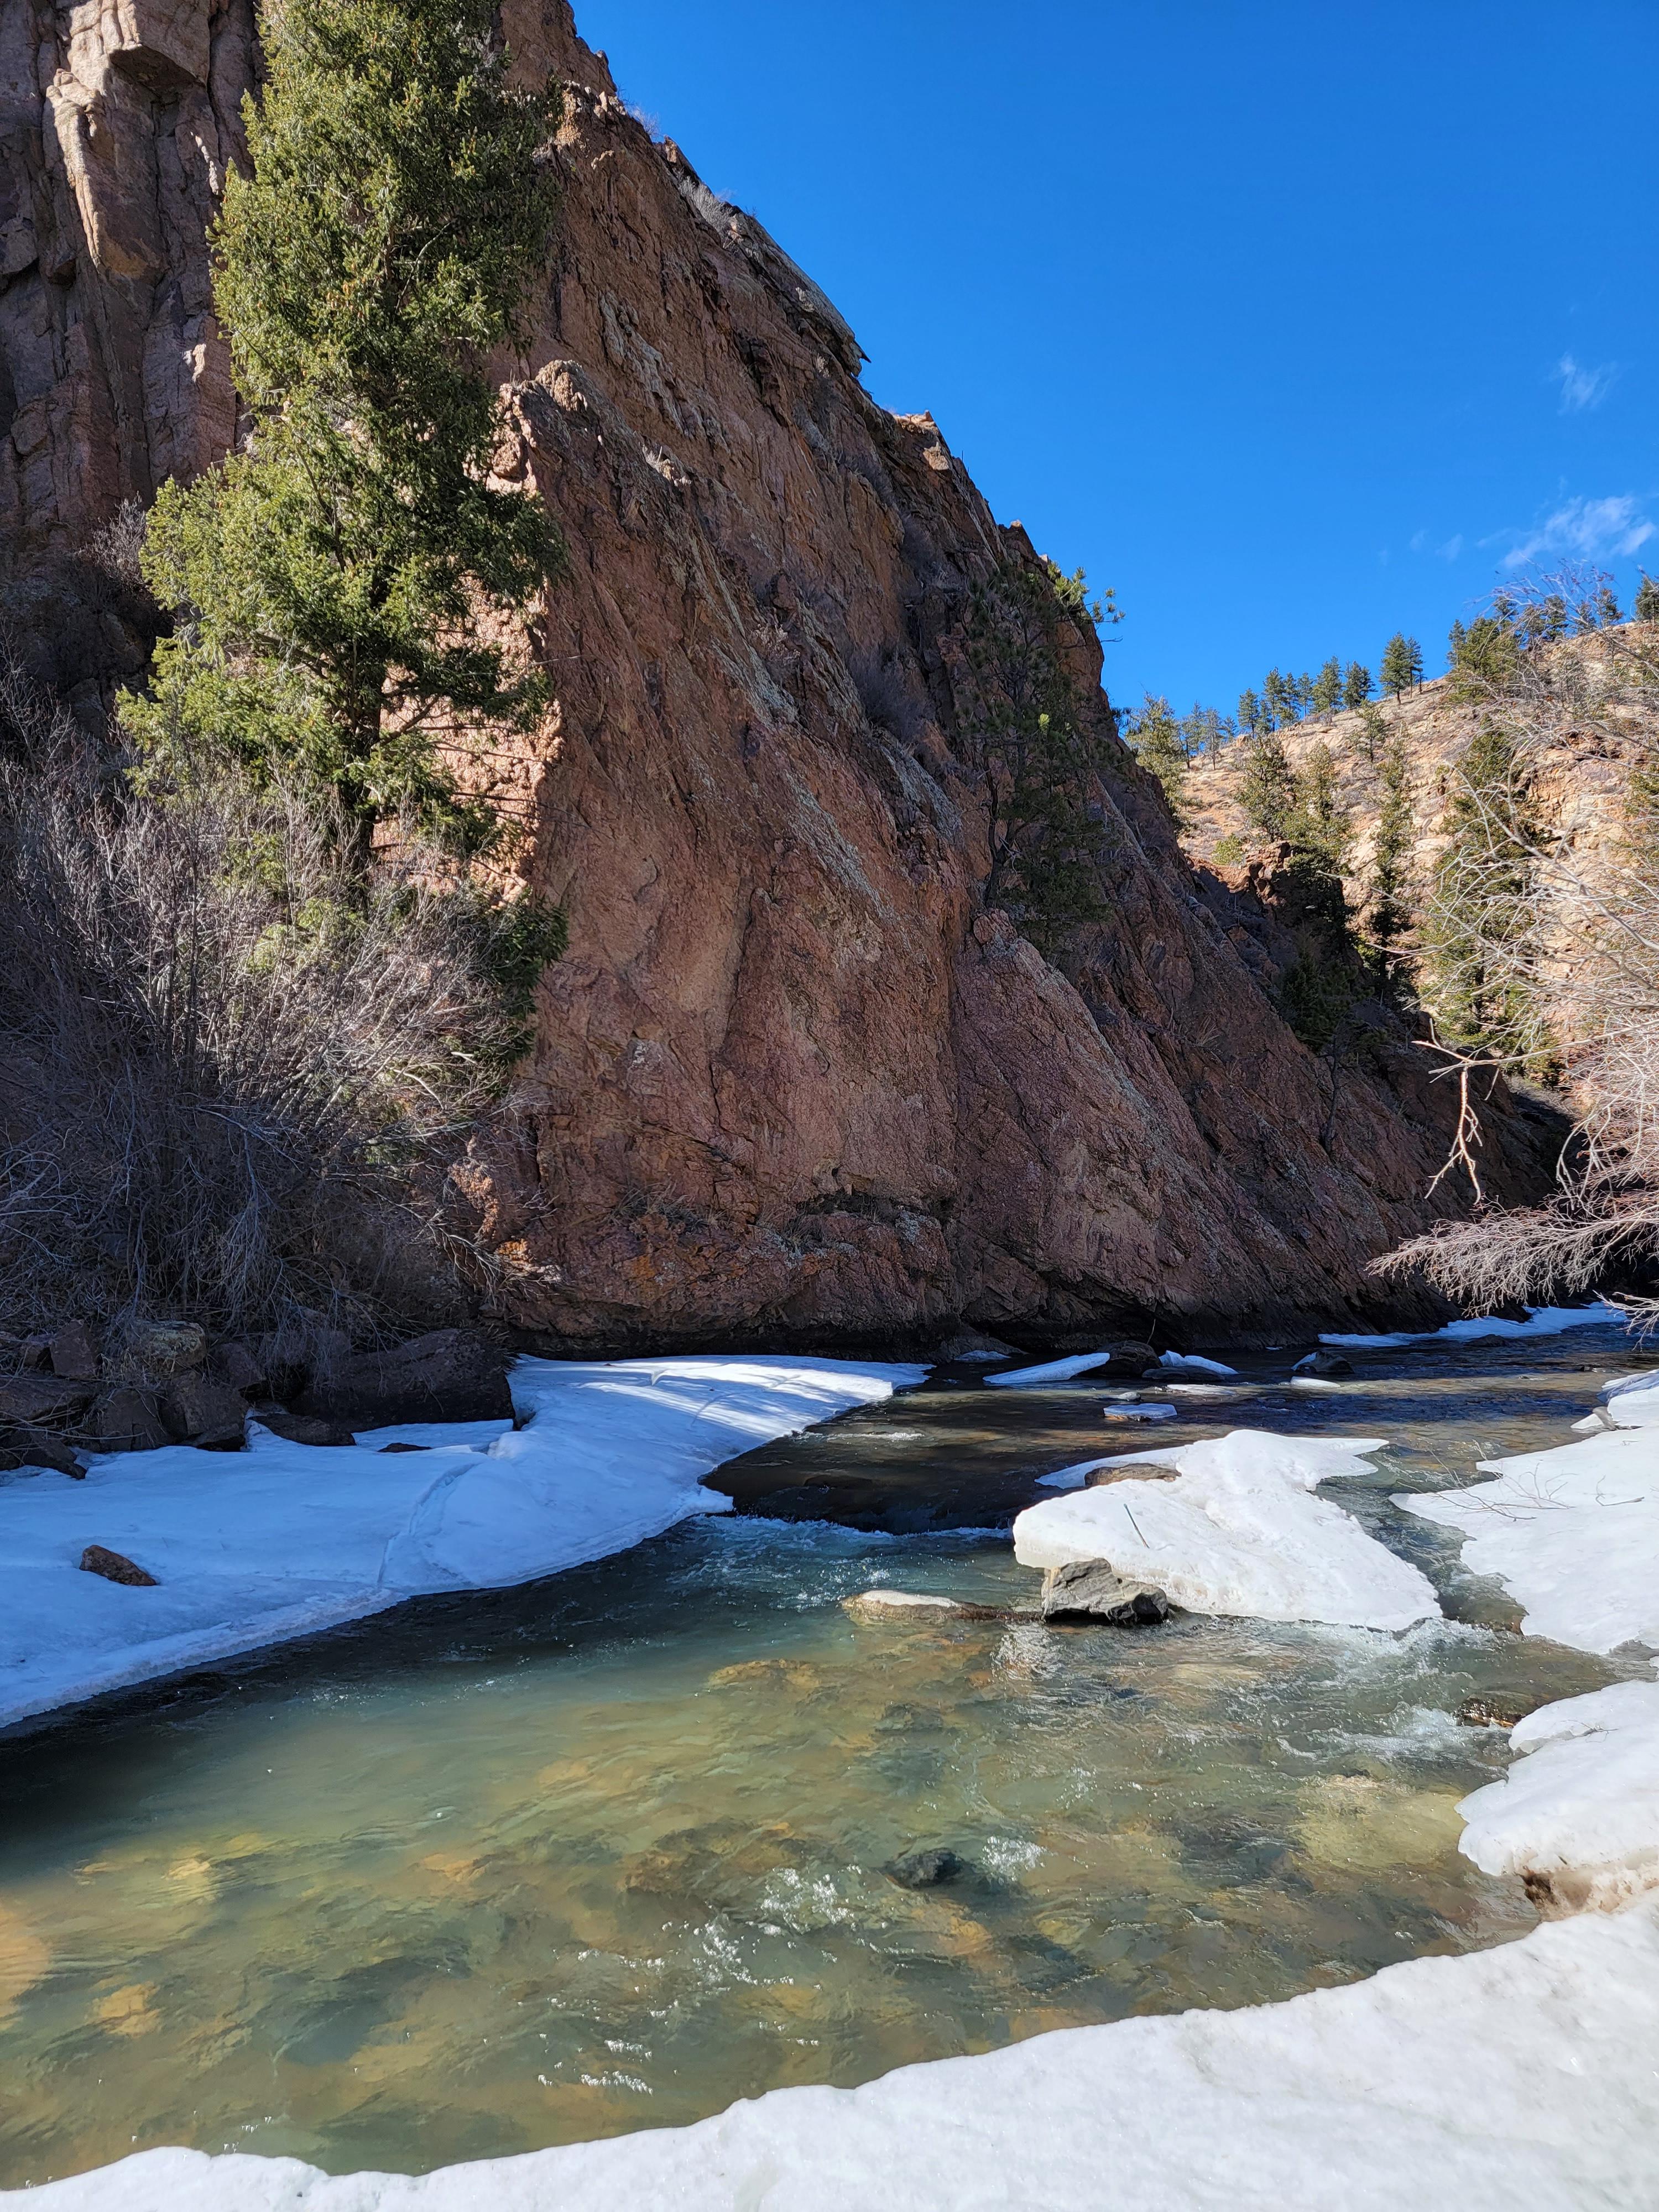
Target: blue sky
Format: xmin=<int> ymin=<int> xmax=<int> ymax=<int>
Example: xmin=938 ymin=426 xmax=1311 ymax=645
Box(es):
xmin=573 ymin=1 xmax=1657 ymax=720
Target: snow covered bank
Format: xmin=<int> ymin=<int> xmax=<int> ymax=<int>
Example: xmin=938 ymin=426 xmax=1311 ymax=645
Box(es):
xmin=1395 ymin=1425 xmax=1659 ymax=1654
xmin=1013 ymin=1431 xmax=1438 ymax=1631
xmin=1321 ymin=1302 xmax=1628 ymax=1351
xmin=0 ymin=1357 xmax=926 ymax=1729
xmin=23 ymin=1899 xmax=1659 ymax=2212
xmin=1458 ymin=1681 xmax=1659 ymax=1913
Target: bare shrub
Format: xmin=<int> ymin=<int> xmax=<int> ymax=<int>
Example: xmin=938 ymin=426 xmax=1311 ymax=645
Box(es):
xmin=1378 ymin=580 xmax=1659 ymax=1319
xmin=0 ymin=640 xmax=538 ymax=1347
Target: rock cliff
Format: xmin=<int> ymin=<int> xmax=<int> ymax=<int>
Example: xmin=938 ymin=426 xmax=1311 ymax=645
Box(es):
xmin=0 ymin=0 xmax=1564 ymax=1350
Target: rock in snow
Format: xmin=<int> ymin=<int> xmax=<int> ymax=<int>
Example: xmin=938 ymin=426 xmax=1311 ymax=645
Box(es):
xmin=0 ymin=1356 xmax=926 ymax=1729
xmin=1014 ymin=1431 xmax=1438 ymax=1632
xmin=19 ymin=1901 xmax=1659 ymax=2212
xmin=1395 ymin=1425 xmax=1659 ymax=1654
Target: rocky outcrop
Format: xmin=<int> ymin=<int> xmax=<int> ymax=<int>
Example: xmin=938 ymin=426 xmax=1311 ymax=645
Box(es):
xmin=1 ymin=0 xmax=1566 ymax=1354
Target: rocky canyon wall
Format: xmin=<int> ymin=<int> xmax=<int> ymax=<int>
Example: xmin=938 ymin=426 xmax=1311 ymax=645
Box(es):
xmin=0 ymin=0 xmax=1564 ymax=1349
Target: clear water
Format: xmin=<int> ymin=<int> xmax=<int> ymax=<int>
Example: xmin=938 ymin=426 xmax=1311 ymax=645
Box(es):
xmin=1 ymin=1326 xmax=1649 ymax=2186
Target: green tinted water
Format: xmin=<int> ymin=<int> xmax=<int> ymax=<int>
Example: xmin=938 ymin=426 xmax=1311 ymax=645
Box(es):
xmin=0 ymin=1327 xmax=1647 ymax=2186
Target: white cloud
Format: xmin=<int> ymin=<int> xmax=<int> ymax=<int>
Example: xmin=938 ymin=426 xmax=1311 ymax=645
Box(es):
xmin=1503 ymin=493 xmax=1655 ymax=569
xmin=1556 ymin=354 xmax=1619 ymax=413
xmin=1437 ymin=534 xmax=1464 ymax=561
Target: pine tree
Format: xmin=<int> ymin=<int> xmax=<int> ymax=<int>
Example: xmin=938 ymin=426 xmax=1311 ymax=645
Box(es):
xmin=1539 ymin=595 xmax=1569 ymax=643
xmin=1130 ymin=692 xmax=1188 ymax=814
xmin=1368 ymin=738 xmax=1414 ymax=979
xmin=1262 ymin=669 xmax=1289 ymax=729
xmin=1239 ymin=731 xmax=1300 ymax=842
xmin=1446 ymin=618 xmax=1467 ymax=670
xmin=1238 ymin=687 xmax=1262 ymax=735
xmin=1381 ymin=633 xmax=1413 ymax=700
xmin=126 ymin=0 xmax=565 ymax=855
xmin=1422 ymin=723 xmax=1537 ymax=1056
xmin=1637 ymin=575 xmax=1659 ymax=625
xmin=1342 ymin=660 xmax=1372 ymax=711
xmin=1406 ymin=635 xmax=1424 ymax=688
xmin=1355 ymin=701 xmax=1389 ymax=765
xmin=1596 ymin=584 xmax=1623 ymax=627
xmin=1312 ymin=657 xmax=1340 ymax=717
xmin=1446 ymin=615 xmax=1519 ymax=701
xmin=1294 ymin=741 xmax=1350 ymax=871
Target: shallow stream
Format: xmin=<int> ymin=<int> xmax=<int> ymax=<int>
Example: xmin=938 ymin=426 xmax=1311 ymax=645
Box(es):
xmin=1 ymin=1323 xmax=1650 ymax=2186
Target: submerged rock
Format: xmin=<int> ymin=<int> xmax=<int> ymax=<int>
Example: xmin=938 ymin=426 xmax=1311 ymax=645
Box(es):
xmin=1458 ymin=1693 xmax=1538 ymax=1730
xmin=886 ymin=1847 xmax=966 ymax=1890
xmin=1294 ymin=1349 xmax=1354 ymax=1378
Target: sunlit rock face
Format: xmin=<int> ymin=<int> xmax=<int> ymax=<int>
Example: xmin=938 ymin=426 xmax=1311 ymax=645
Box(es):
xmin=0 ymin=0 xmax=1562 ymax=1349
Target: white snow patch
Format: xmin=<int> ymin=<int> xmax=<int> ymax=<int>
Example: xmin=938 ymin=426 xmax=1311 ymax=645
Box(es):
xmin=23 ymin=1902 xmax=1659 ymax=2212
xmin=1321 ymin=1302 xmax=1628 ymax=1350
xmin=1459 ymin=1680 xmax=1659 ymax=1910
xmin=0 ymin=1355 xmax=925 ymax=1729
xmin=1102 ymin=1401 xmax=1178 ymax=1423
xmin=1157 ymin=1351 xmax=1238 ymax=1376
xmin=1395 ymin=1425 xmax=1659 ymax=1655
xmin=1013 ymin=1431 xmax=1437 ymax=1631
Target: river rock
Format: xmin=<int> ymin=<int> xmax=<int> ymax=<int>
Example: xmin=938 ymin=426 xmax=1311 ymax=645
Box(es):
xmin=128 ymin=1320 xmax=208 ymax=1374
xmin=248 ymin=1406 xmax=357 ymax=1448
xmin=79 ymin=1545 xmax=157 ymax=1587
xmin=1040 ymin=1559 xmax=1171 ymax=1626
xmin=886 ymin=1848 xmax=966 ymax=1890
xmin=0 ymin=1426 xmax=84 ymax=1476
xmin=0 ymin=1374 xmax=96 ymax=1426
xmin=47 ymin=1321 xmax=100 ymax=1380
xmin=208 ymin=1339 xmax=269 ymax=1398
xmin=294 ymin=1328 xmax=512 ymax=1427
xmin=1294 ymin=1349 xmax=1354 ymax=1378
xmin=84 ymin=1386 xmax=170 ymax=1453
xmin=160 ymin=1376 xmax=249 ymax=1449
xmin=1458 ymin=1693 xmax=1538 ymax=1730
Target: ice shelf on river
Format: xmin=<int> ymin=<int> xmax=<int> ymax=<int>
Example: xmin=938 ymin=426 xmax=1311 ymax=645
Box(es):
xmin=1458 ymin=1680 xmax=1659 ymax=1913
xmin=1013 ymin=1431 xmax=1439 ymax=1631
xmin=18 ymin=1898 xmax=1659 ymax=2212
xmin=0 ymin=1356 xmax=927 ymax=1729
xmin=1395 ymin=1423 xmax=1659 ymax=1655
xmin=1320 ymin=1301 xmax=1629 ymax=1350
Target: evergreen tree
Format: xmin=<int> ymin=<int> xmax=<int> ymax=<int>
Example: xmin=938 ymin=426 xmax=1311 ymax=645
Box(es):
xmin=1406 ymin=635 xmax=1424 ymax=688
xmin=1262 ymin=668 xmax=1290 ymax=729
xmin=1539 ymin=594 xmax=1569 ymax=643
xmin=1238 ymin=687 xmax=1262 ymax=735
xmin=1368 ymin=738 xmax=1414 ymax=979
xmin=1342 ymin=660 xmax=1373 ymax=711
xmin=1293 ymin=740 xmax=1350 ymax=871
xmin=1381 ymin=633 xmax=1413 ymax=700
xmin=1238 ymin=730 xmax=1300 ymax=842
xmin=1446 ymin=615 xmax=1520 ymax=701
xmin=1446 ymin=618 xmax=1467 ymax=669
xmin=1637 ymin=575 xmax=1659 ymax=625
xmin=1355 ymin=701 xmax=1389 ymax=765
xmin=1129 ymin=692 xmax=1188 ymax=813
xmin=1596 ymin=584 xmax=1623 ymax=627
xmin=126 ymin=0 xmax=565 ymax=855
xmin=1312 ymin=656 xmax=1341 ymax=717
xmin=1422 ymin=723 xmax=1538 ymax=1057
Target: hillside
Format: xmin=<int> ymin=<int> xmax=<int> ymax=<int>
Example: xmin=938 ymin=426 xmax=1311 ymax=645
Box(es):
xmin=0 ymin=0 xmax=1567 ymax=1350
xmin=1181 ymin=628 xmax=1656 ymax=1008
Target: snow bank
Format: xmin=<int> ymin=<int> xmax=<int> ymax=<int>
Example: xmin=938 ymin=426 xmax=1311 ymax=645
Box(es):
xmin=1321 ymin=1302 xmax=1627 ymax=1351
xmin=1395 ymin=1426 xmax=1659 ymax=1654
xmin=1012 ymin=1431 xmax=1437 ymax=1631
xmin=0 ymin=1356 xmax=925 ymax=1729
xmin=23 ymin=1900 xmax=1659 ymax=2212
xmin=1458 ymin=1681 xmax=1659 ymax=1911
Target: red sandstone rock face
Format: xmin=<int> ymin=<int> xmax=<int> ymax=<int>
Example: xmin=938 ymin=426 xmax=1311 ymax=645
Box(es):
xmin=0 ymin=0 xmax=1562 ymax=1349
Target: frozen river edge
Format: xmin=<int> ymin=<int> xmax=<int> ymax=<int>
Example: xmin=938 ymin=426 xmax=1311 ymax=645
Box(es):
xmin=9 ymin=1322 xmax=1659 ymax=2210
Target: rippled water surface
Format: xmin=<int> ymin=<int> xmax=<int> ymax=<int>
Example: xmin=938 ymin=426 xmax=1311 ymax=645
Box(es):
xmin=1 ymin=1324 xmax=1649 ymax=2185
